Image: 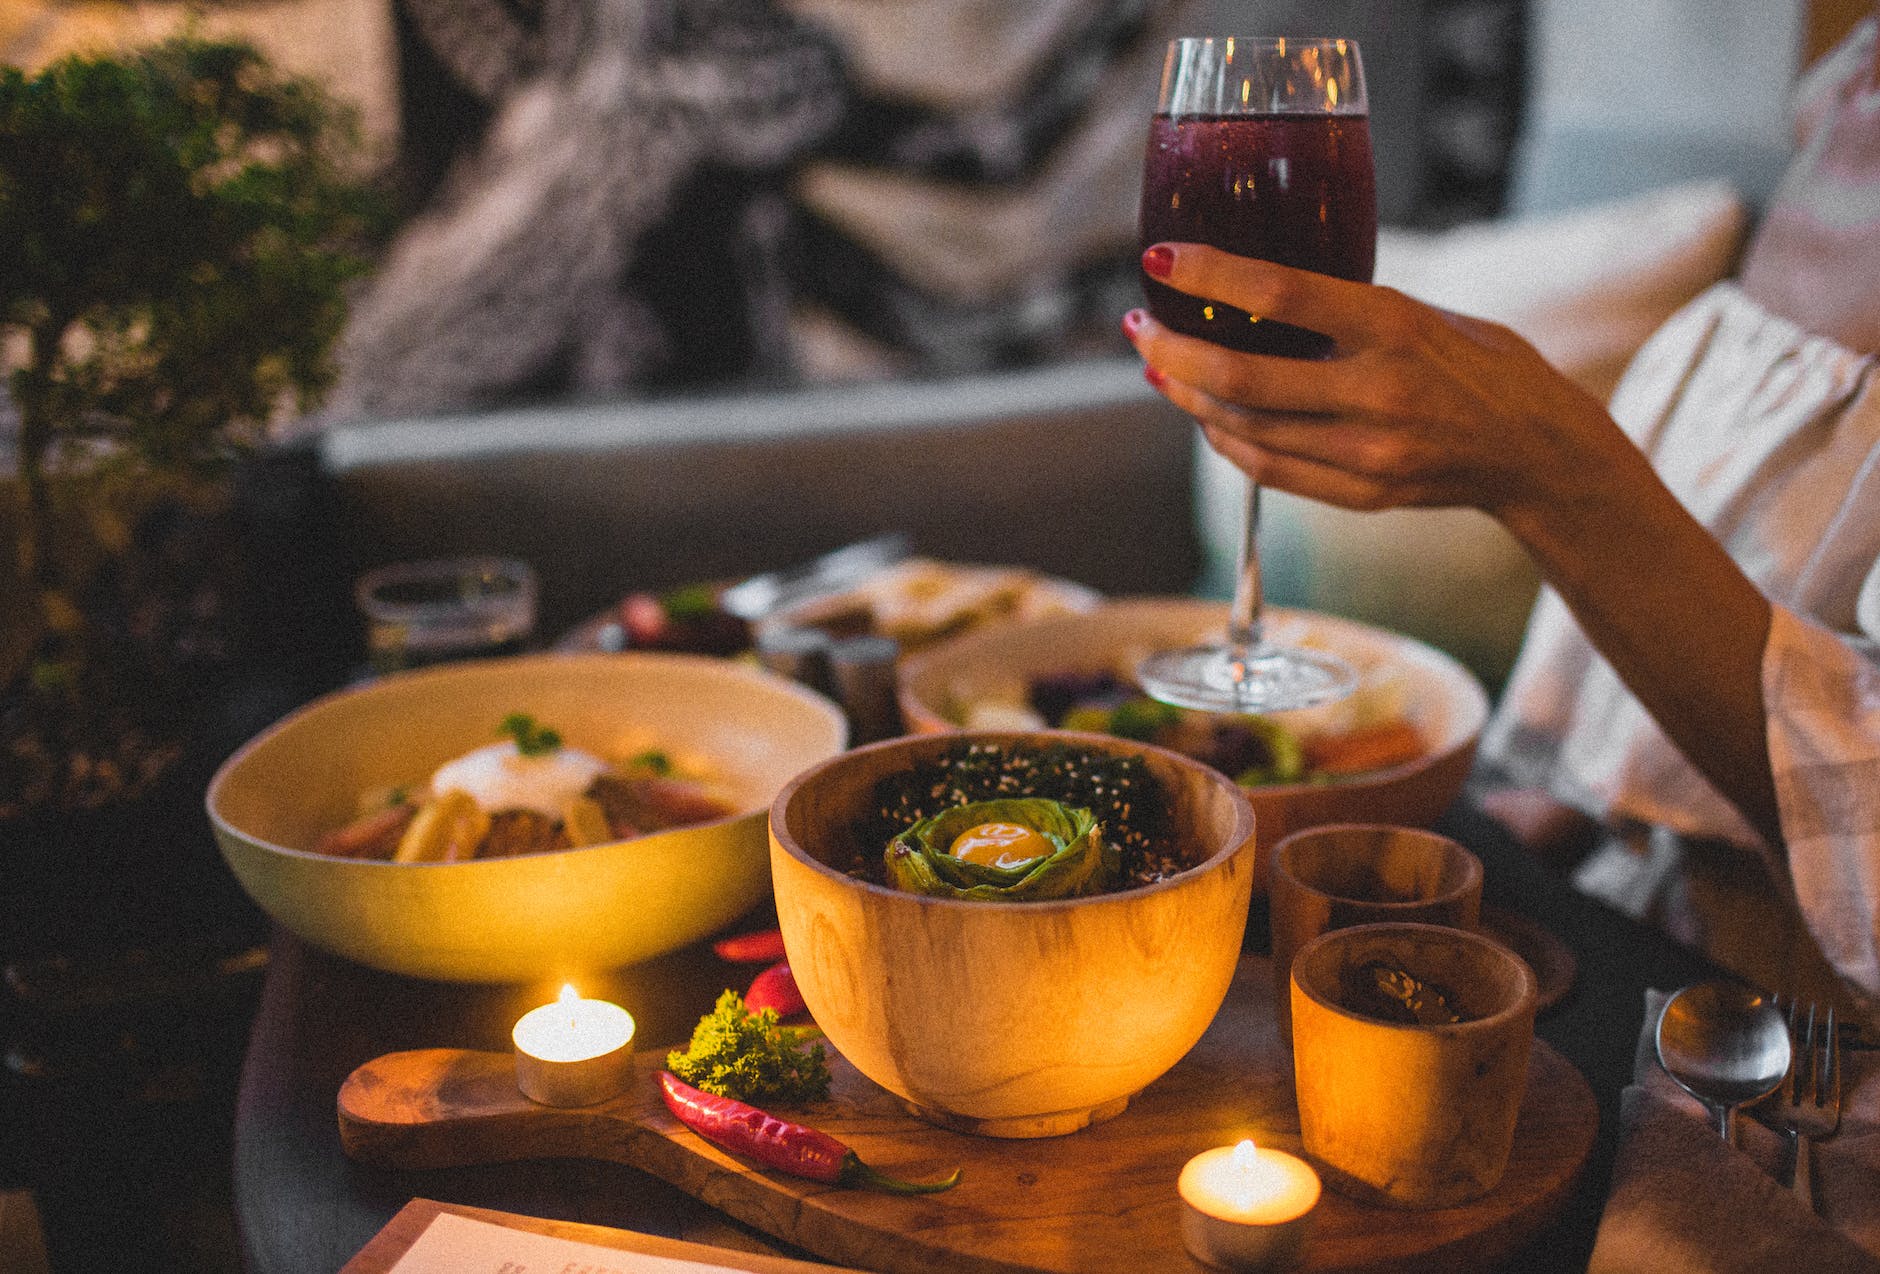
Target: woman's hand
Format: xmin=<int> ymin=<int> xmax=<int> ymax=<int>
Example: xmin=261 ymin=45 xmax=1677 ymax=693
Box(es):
xmin=1124 ymin=240 xmax=1780 ymax=845
xmin=1123 ymin=242 xmax=1634 ymax=533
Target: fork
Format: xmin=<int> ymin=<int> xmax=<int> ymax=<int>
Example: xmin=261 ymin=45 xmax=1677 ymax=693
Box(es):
xmin=1773 ymin=997 xmax=1843 ymax=1212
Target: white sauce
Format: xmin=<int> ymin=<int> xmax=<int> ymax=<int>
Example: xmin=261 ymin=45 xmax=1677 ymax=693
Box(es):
xmin=429 ymin=741 xmax=608 ymax=818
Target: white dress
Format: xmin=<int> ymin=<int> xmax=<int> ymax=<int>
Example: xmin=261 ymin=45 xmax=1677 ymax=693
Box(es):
xmin=1480 ymin=280 xmax=1880 ymax=1013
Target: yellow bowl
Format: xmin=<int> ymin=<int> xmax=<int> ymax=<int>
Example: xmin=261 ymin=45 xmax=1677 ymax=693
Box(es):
xmin=897 ymin=597 xmax=1490 ymax=882
xmin=208 ymin=652 xmax=847 ymax=983
xmin=770 ymin=729 xmax=1258 ymax=1138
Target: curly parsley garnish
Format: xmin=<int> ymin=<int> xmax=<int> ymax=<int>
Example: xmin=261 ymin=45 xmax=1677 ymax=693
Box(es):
xmin=498 ymin=713 xmax=563 ymax=756
xmin=667 ymin=990 xmax=830 ymax=1105
xmin=626 ymin=748 xmax=674 ymax=776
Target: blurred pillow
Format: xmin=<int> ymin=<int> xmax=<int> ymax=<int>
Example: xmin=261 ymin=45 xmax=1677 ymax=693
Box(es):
xmin=1198 ymin=180 xmax=1750 ymax=688
xmin=1374 ymin=178 xmax=1750 ymax=402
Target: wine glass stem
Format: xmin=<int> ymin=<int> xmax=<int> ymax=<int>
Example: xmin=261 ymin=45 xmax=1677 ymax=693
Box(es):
xmin=1227 ymin=479 xmax=1266 ymax=659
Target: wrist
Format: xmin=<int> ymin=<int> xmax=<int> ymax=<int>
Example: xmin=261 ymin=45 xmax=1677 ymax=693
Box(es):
xmin=1490 ymin=412 xmax=1659 ymax=584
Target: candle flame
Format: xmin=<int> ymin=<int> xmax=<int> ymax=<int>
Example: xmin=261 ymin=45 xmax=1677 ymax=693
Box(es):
xmin=557 ymin=983 xmax=580 ymax=1004
xmin=1227 ymin=1139 xmax=1263 ymax=1212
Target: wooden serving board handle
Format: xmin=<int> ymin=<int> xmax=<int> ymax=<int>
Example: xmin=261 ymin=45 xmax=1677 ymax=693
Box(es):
xmin=338 ymin=956 xmax=1598 ymax=1274
xmin=339 ymin=1047 xmax=661 ymax=1171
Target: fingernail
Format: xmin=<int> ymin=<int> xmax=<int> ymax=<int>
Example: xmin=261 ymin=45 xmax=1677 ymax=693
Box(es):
xmin=1144 ymin=366 xmax=1168 ymax=390
xmin=1141 ymin=245 xmax=1174 ymax=279
xmin=1122 ymin=308 xmax=1145 ymax=338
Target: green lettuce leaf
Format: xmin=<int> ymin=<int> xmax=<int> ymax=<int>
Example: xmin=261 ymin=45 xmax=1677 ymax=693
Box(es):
xmin=883 ymin=798 xmax=1118 ymax=901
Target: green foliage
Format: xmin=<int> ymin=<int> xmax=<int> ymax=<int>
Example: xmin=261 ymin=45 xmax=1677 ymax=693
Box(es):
xmin=667 ymin=990 xmax=832 ymax=1106
xmin=0 ymin=34 xmax=388 ymax=810
xmin=1 ymin=36 xmax=383 ymax=475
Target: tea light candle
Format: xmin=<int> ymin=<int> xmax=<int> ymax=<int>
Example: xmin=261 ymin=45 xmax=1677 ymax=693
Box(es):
xmin=513 ymin=984 xmax=635 ymax=1107
xmin=1178 ymin=1140 xmax=1320 ymax=1272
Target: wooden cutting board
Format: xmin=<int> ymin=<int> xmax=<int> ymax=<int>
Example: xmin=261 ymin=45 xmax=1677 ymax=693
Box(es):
xmin=339 ymin=954 xmax=1596 ymax=1274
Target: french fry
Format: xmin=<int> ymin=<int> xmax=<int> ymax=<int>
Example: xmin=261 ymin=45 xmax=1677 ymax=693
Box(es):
xmin=440 ymin=799 xmax=492 ymax=862
xmin=562 ymin=795 xmax=614 ymax=848
xmin=394 ymin=789 xmax=488 ymax=863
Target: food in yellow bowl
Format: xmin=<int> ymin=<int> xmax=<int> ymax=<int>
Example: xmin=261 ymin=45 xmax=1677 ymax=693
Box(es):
xmin=208 ymin=652 xmax=847 ymax=982
xmin=314 ymin=712 xmax=735 ymax=862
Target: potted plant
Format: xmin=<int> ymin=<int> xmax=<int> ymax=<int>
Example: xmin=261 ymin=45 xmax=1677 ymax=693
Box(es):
xmin=0 ymin=35 xmax=385 ymax=954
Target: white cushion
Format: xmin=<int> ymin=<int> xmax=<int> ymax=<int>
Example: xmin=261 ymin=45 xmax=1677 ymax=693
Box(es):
xmin=1374 ymin=178 xmax=1748 ymax=402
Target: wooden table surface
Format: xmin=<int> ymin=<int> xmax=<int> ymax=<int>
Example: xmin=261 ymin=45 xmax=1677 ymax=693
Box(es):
xmin=232 ymin=797 xmax=1722 ymax=1274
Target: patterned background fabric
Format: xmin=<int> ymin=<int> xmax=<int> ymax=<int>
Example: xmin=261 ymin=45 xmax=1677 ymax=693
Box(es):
xmin=322 ymin=0 xmax=1528 ymax=421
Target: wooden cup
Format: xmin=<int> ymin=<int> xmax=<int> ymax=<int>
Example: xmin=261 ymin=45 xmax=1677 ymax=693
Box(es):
xmin=1268 ymin=824 xmax=1482 ymax=1045
xmin=1290 ymin=922 xmax=1537 ymax=1209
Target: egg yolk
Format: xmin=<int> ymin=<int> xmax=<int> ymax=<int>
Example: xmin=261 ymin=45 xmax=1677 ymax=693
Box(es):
xmin=948 ymin=821 xmax=1052 ymax=870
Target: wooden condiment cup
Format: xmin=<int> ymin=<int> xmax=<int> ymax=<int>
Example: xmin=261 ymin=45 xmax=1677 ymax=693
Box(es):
xmin=1290 ymin=922 xmax=1536 ymax=1208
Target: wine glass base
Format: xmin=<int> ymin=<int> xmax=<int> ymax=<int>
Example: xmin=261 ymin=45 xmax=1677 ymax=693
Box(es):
xmin=1137 ymin=643 xmax=1357 ymax=714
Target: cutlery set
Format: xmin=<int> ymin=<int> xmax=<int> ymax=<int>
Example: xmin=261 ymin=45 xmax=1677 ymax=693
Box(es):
xmin=1657 ymin=981 xmax=1846 ymax=1212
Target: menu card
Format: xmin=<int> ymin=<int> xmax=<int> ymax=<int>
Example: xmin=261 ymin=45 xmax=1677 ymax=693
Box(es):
xmin=388 ymin=1212 xmax=748 ymax=1274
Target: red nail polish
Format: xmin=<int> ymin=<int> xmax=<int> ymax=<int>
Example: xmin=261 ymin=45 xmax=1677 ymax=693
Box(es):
xmin=1144 ymin=366 xmax=1168 ymax=389
xmin=1141 ymin=245 xmax=1174 ymax=279
xmin=1122 ymin=308 xmax=1144 ymax=338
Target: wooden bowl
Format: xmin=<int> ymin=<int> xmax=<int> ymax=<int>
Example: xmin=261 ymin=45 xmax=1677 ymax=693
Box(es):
xmin=769 ymin=730 xmax=1258 ymax=1139
xmin=896 ymin=597 xmax=1489 ymax=881
xmin=208 ymin=652 xmax=847 ymax=983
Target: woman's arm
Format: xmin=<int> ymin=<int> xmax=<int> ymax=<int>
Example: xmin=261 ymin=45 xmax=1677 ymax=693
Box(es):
xmin=1123 ymin=250 xmax=1780 ymax=845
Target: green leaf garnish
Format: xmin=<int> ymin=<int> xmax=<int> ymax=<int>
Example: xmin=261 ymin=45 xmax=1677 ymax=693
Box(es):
xmin=1233 ymin=715 xmax=1307 ymax=786
xmin=1108 ymin=696 xmax=1182 ymax=742
xmin=498 ymin=713 xmax=563 ymax=756
xmin=667 ymin=990 xmax=830 ymax=1105
xmin=884 ymin=797 xmax=1117 ymax=901
xmin=626 ymin=748 xmax=674 ymax=776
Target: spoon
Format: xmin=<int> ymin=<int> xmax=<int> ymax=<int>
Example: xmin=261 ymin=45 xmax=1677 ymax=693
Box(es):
xmin=1655 ymin=980 xmax=1791 ymax=1144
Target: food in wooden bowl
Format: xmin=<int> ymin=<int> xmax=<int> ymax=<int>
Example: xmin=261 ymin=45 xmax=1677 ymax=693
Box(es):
xmin=769 ymin=730 xmax=1258 ymax=1138
xmin=208 ymin=652 xmax=847 ymax=983
xmin=897 ymin=598 xmax=1489 ymax=876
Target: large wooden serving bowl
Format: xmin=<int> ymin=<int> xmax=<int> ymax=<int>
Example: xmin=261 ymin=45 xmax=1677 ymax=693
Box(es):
xmin=897 ymin=597 xmax=1490 ymax=882
xmin=769 ymin=730 xmax=1258 ymax=1139
xmin=209 ymin=652 xmax=847 ymax=983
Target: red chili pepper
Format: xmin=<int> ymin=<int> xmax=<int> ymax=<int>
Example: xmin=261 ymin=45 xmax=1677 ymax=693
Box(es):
xmin=744 ymin=960 xmax=807 ymax=1019
xmin=657 ymin=1071 xmax=960 ymax=1195
xmin=713 ymin=928 xmax=788 ymax=964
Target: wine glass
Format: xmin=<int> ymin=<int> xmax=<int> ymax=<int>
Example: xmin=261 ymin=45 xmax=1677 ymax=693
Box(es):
xmin=1137 ymin=36 xmax=1376 ymax=712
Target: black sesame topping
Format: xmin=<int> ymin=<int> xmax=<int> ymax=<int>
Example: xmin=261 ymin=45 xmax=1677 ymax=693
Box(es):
xmin=850 ymin=741 xmax=1185 ymax=889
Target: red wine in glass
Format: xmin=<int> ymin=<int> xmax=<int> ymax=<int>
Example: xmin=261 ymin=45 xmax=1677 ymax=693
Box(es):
xmin=1133 ymin=36 xmax=1374 ymax=715
xmin=1140 ymin=112 xmax=1377 ymax=358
